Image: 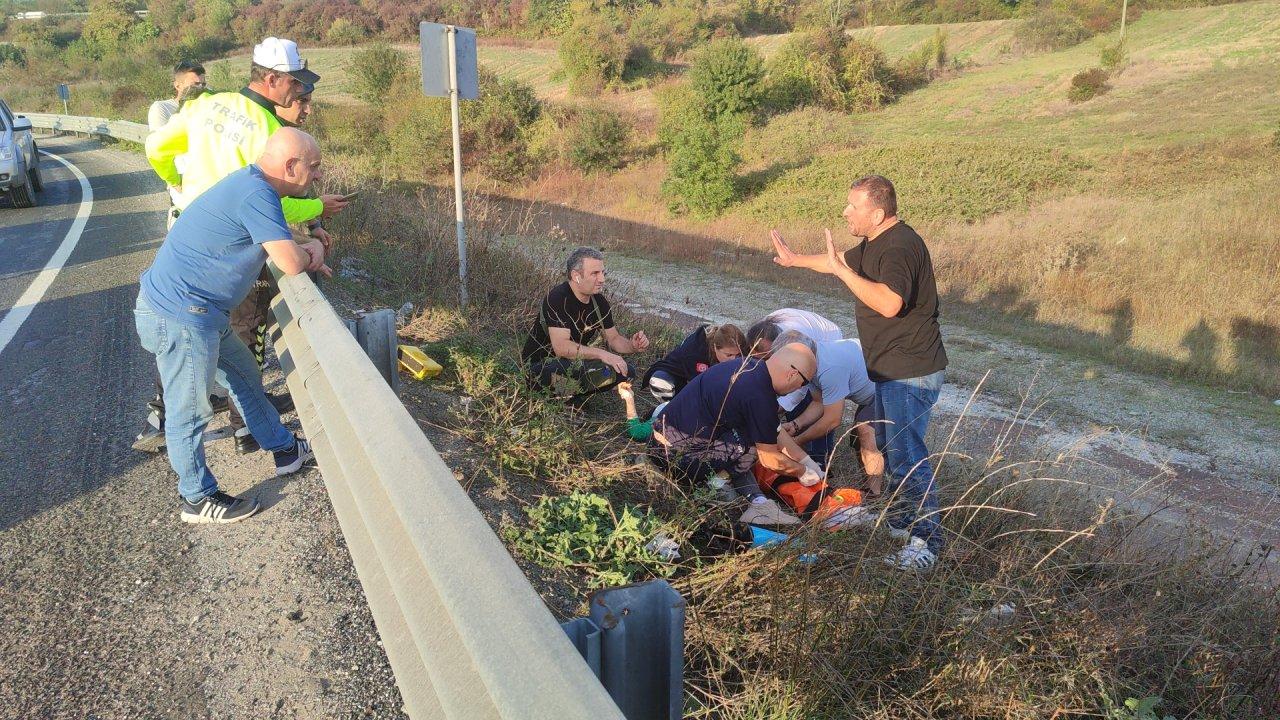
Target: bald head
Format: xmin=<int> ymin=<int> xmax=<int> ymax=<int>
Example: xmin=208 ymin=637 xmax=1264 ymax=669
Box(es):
xmin=764 ymin=342 xmax=817 ymax=396
xmin=257 ymin=127 xmax=322 ymax=197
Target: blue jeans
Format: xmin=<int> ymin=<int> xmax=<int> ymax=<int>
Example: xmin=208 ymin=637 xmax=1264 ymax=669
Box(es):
xmin=134 ymin=293 xmax=294 ymax=503
xmin=785 ymin=392 xmax=835 ymax=470
xmin=875 ymin=370 xmax=945 ymax=552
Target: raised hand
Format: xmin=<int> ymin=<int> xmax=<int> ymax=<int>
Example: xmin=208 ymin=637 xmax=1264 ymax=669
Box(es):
xmin=631 ymin=330 xmax=650 ymax=351
xmin=824 ymin=228 xmax=851 ymax=276
xmin=771 ymin=229 xmax=798 ymax=268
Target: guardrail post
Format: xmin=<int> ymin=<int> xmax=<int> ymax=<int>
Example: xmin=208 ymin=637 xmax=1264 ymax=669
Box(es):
xmin=559 ymin=580 xmax=687 ymax=720
xmin=343 ymin=309 xmax=400 ymax=394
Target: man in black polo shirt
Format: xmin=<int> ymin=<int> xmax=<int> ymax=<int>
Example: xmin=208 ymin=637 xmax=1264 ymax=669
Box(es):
xmin=771 ymin=175 xmax=948 ymax=570
xmin=522 ymin=247 xmax=649 ymax=401
xmin=647 ymin=342 xmax=824 ymax=527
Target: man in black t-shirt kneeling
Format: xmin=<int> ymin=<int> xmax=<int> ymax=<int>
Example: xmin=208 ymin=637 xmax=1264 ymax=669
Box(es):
xmin=521 ymin=247 xmax=649 ymax=401
xmin=771 ymin=175 xmax=948 ymax=571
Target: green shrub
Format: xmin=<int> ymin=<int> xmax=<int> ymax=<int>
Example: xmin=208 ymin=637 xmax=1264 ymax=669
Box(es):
xmin=0 ymin=43 xmax=28 ymax=68
xmin=350 ymin=42 xmax=409 ymax=106
xmin=325 ymin=17 xmax=367 ymax=45
xmin=381 ymin=70 xmax=543 ymax=182
xmin=1100 ymin=40 xmax=1128 ymax=71
xmin=764 ymin=30 xmax=899 ymax=114
xmin=762 ymin=31 xmax=840 ymax=112
xmin=1017 ymin=4 xmax=1092 ymax=50
xmin=688 ymin=37 xmax=766 ymax=120
xmin=627 ymin=2 xmax=703 ymax=62
xmin=1068 ymin=67 xmax=1111 ymax=102
xmin=528 ymin=0 xmax=574 ymax=36
xmin=1019 ymin=0 xmax=1123 ymax=50
xmin=567 ymin=105 xmax=631 ymax=173
xmin=930 ymin=27 xmax=949 ymax=66
xmin=467 ymin=71 xmax=543 ymax=181
xmin=506 ymin=491 xmax=677 ymax=588
xmin=558 ymin=11 xmax=628 ymax=95
xmin=838 ymin=39 xmax=897 ymax=111
xmin=661 ymin=90 xmax=745 ymax=217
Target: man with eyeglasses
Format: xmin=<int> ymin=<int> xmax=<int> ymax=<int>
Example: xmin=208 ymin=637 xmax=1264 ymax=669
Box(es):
xmin=136 ymin=37 xmax=348 ymax=454
xmin=646 ymin=342 xmax=823 ymax=527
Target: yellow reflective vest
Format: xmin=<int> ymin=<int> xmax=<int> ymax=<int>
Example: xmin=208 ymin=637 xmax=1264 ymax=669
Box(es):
xmin=145 ymin=89 xmax=323 ymax=224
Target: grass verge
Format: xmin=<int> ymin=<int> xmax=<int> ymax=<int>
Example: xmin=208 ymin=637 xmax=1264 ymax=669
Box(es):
xmin=324 ymin=161 xmax=1280 ymax=719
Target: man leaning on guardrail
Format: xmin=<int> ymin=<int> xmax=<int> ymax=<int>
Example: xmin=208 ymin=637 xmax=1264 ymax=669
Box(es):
xmin=134 ymin=36 xmax=348 ymax=454
xmin=133 ymin=128 xmax=331 ymax=524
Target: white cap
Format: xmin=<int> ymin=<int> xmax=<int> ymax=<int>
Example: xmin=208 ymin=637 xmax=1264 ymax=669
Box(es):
xmin=252 ymin=37 xmax=320 ymax=84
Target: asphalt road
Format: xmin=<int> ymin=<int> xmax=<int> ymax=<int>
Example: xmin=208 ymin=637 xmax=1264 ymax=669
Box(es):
xmin=0 ymin=135 xmax=404 ymax=719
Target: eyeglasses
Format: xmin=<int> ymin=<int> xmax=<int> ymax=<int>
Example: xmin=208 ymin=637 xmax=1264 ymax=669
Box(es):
xmin=790 ymin=364 xmax=811 ymax=386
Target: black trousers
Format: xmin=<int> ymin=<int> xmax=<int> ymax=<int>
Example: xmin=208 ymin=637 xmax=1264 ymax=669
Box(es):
xmin=524 ymin=357 xmax=635 ymax=402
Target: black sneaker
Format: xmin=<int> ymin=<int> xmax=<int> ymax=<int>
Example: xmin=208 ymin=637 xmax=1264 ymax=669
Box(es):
xmin=234 ymin=428 xmax=260 ymax=455
xmin=267 ymin=392 xmax=295 ymax=415
xmin=132 ymin=411 xmax=166 ymax=453
xmin=180 ymin=491 xmax=260 ymax=524
xmin=273 ymin=436 xmax=314 ymax=476
xmin=210 ymin=393 xmax=231 ymax=415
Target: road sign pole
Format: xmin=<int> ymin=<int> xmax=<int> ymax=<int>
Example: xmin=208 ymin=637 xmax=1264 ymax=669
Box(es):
xmin=62 ymin=99 xmax=68 ymax=115
xmin=447 ymin=25 xmax=468 ymax=308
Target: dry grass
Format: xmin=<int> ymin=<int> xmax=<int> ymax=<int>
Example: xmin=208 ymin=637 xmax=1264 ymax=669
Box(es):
xmin=484 ymin=3 xmax=1280 ymax=396
xmin=327 ymin=156 xmax=1280 ymax=719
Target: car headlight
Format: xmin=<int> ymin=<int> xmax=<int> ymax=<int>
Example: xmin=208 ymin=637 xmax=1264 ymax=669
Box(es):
xmin=0 ymin=145 xmax=12 ymax=161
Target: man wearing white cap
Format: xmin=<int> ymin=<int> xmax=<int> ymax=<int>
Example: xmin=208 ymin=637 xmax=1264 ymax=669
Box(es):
xmin=135 ymin=37 xmax=348 ymax=453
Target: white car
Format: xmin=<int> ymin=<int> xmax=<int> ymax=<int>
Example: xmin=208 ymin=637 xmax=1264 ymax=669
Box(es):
xmin=0 ymin=99 xmax=43 ymax=208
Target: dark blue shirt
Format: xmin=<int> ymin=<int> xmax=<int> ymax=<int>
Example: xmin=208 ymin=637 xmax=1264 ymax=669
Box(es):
xmin=657 ymin=358 xmax=779 ymax=445
xmin=642 ymin=324 xmax=711 ymax=394
xmin=140 ymin=165 xmax=290 ymax=329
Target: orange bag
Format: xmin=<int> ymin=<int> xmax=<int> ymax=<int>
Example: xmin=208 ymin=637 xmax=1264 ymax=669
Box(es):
xmin=752 ymin=463 xmax=863 ymax=524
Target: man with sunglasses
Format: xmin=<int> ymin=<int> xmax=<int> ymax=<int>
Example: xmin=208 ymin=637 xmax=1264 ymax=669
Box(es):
xmin=137 ymin=37 xmax=348 ymax=454
xmin=771 ymin=175 xmax=948 ymax=570
xmin=647 ymin=342 xmax=822 ymax=527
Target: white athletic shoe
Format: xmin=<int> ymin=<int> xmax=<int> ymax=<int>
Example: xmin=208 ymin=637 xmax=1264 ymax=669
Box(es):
xmin=885 ymin=537 xmax=937 ymax=571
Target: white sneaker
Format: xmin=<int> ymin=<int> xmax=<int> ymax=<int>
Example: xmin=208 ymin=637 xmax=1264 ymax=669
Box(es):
xmin=821 ymin=505 xmax=875 ymax=530
xmin=739 ymin=498 xmax=800 ymax=526
xmin=885 ymin=537 xmax=937 ymax=571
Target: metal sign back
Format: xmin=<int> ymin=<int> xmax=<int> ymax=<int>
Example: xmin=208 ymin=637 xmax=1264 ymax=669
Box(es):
xmin=419 ymin=22 xmax=478 ymax=100
xmin=57 ymin=83 xmax=70 ymax=101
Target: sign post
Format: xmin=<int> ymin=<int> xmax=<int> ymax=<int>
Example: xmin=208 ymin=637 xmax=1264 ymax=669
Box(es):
xmin=420 ymin=22 xmax=478 ymax=307
xmin=57 ymin=83 xmax=69 ymax=115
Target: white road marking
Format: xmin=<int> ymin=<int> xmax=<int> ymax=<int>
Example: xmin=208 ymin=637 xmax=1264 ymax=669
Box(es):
xmin=0 ymin=151 xmax=94 ymax=358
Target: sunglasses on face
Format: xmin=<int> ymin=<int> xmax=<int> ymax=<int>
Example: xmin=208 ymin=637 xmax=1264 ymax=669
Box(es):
xmin=791 ymin=364 xmax=811 ymax=386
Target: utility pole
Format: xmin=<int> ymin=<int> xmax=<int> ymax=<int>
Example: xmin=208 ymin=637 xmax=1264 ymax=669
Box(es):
xmin=1119 ymin=0 xmax=1129 ymax=42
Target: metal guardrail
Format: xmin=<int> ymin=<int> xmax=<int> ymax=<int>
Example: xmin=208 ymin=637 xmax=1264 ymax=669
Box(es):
xmin=28 ymin=112 xmax=626 ymax=718
xmin=268 ymin=270 xmax=625 ymax=719
xmin=22 ymin=112 xmax=148 ymax=144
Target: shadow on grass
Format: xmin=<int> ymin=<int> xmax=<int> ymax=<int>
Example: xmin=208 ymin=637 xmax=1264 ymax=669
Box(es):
xmin=351 ymin=178 xmax=1280 ymax=398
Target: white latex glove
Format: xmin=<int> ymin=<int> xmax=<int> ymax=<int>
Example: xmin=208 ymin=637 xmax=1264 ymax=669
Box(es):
xmin=798 ymin=457 xmax=825 ymax=487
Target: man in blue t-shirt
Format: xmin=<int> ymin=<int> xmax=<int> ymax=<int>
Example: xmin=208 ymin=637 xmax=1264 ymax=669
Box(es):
xmin=133 ymin=128 xmax=332 ymax=524
xmin=647 ymin=342 xmax=822 ymax=526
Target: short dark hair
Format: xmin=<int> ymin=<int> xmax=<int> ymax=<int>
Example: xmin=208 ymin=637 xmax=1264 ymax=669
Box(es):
xmin=566 ymin=246 xmax=604 ymax=276
xmin=173 ymin=60 xmax=205 ymax=77
xmin=249 ymin=62 xmax=272 ymax=84
xmin=850 ymin=174 xmax=897 ymax=217
xmin=747 ymin=319 xmax=780 ymax=348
